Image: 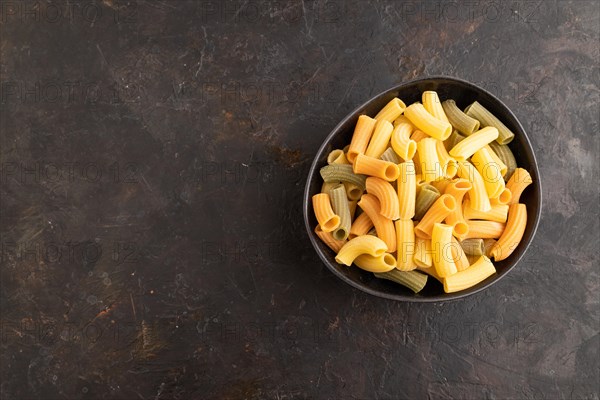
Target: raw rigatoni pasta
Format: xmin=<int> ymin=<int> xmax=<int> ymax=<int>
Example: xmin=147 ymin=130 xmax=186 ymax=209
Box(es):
xmin=347 ymin=115 xmax=377 ymax=163
xmin=375 ymin=98 xmax=406 ymax=122
xmin=443 ymin=255 xmax=496 ymax=293
xmin=415 ymin=194 xmax=457 ymax=239
xmin=335 ymin=235 xmax=388 ymax=265
xmin=471 ymin=146 xmax=506 ymax=199
xmin=380 ymin=147 xmax=401 ymax=164
xmin=462 ymin=199 xmax=509 ymax=223
xmin=374 ymin=269 xmax=428 ymax=293
xmin=442 ymin=99 xmax=480 ymax=135
xmin=451 ymin=236 xmax=470 ymax=272
xmin=343 ymin=181 xmax=364 ymax=201
xmin=354 ymin=253 xmax=396 ymax=273
xmin=349 ymin=212 xmax=373 ymax=239
xmin=449 ymin=127 xmax=499 ymax=161
xmin=457 ymin=161 xmax=492 ymax=212
xmin=390 ymin=121 xmax=417 ymax=161
xmin=488 ymin=141 xmax=517 ymax=180
xmin=414 ymin=184 xmax=441 ymax=220
xmin=459 ymin=238 xmax=485 ymax=257
xmin=506 ymin=168 xmax=532 ymax=204
xmin=366 ymin=177 xmax=400 ymax=220
xmin=431 ymin=223 xmax=458 ymax=278
xmin=365 ymin=119 xmax=394 ymax=158
xmin=422 ymin=91 xmax=449 ymax=122
xmin=413 ymin=237 xmax=433 ymax=269
xmin=464 ymin=101 xmax=515 ymax=145
xmin=353 ymin=154 xmax=400 ymax=182
xmin=417 ymin=137 xmax=445 ymax=182
xmin=315 ymin=225 xmax=346 ymax=253
xmin=358 ymin=194 xmax=397 ymax=253
xmin=329 ymin=184 xmax=352 ymax=240
xmin=397 ymin=161 xmax=416 ymax=219
xmin=312 ymin=193 xmax=340 ymax=232
xmin=395 ymin=219 xmax=416 ymax=271
xmin=443 ymin=178 xmax=471 ymax=239
xmin=320 ymin=164 xmax=367 ymax=190
xmin=327 ymin=149 xmax=350 ymax=165
xmin=436 ymin=139 xmax=458 ymax=178
xmin=490 ymin=204 xmax=527 ymax=261
xmin=464 ymin=221 xmax=506 ymax=239
xmin=404 ymin=103 xmax=452 ymax=140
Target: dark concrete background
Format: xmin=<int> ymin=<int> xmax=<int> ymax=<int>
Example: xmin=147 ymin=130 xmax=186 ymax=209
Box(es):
xmin=1 ymin=1 xmax=598 ymax=399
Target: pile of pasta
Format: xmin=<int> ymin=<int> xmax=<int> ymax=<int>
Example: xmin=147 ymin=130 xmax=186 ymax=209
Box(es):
xmin=312 ymin=91 xmax=533 ymax=294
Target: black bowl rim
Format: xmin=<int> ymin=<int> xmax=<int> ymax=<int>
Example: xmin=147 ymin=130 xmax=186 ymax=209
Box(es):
xmin=302 ymin=76 xmax=542 ymax=303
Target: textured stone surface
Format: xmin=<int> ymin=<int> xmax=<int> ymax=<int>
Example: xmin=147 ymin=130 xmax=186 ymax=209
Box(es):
xmin=0 ymin=1 xmax=598 ymax=399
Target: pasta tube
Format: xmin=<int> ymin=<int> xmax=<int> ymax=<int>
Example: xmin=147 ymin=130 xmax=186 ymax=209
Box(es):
xmin=482 ymin=239 xmax=497 ymax=258
xmin=441 ymin=99 xmax=480 ymax=135
xmin=489 ymin=141 xmax=517 ymax=180
xmin=444 ymin=129 xmax=466 ymax=151
xmin=430 ymin=178 xmax=452 ymax=193
xmin=413 ymin=237 xmax=433 ymax=269
xmin=483 ymin=145 xmax=507 ymax=177
xmin=343 ymin=181 xmax=363 ymax=201
xmin=490 ymin=204 xmax=527 ymax=261
xmin=443 ymin=179 xmax=471 ymax=239
xmin=464 ymin=101 xmax=515 ymax=145
xmin=314 ymin=225 xmax=346 ymax=253
xmin=366 ymin=177 xmax=400 ymax=220
xmin=393 ymin=115 xmax=415 ymax=128
xmin=349 ymin=212 xmax=373 ymax=239
xmin=459 ymin=238 xmax=485 ymax=256
xmin=320 ymin=164 xmax=367 ymax=190
xmin=348 ymin=199 xmax=358 ymax=220
xmin=404 ymin=103 xmax=452 ymax=140
xmin=353 ymin=154 xmax=400 ymax=182
xmin=462 ymin=199 xmax=509 ymax=223
xmin=490 ymin=188 xmax=513 ymax=205
xmin=321 ymin=181 xmax=339 ymax=194
xmin=443 ymin=255 xmax=496 ymax=293
xmin=380 ymin=147 xmax=401 ymax=164
xmin=451 ymin=236 xmax=470 ymax=272
xmin=347 ymin=115 xmax=377 ymax=163
xmin=436 ymin=139 xmax=458 ymax=178
xmin=327 ymin=149 xmax=350 ymax=165
xmin=397 ymin=160 xmax=417 ymax=219
xmin=358 ymin=194 xmax=397 ymax=252
xmin=395 ymin=219 xmax=416 ymax=271
xmin=417 ymin=137 xmax=445 ymax=182
xmin=375 ymin=98 xmax=407 ymax=122
xmin=414 ymin=184 xmax=440 ymax=220
xmin=365 ymin=119 xmax=394 ymax=159
xmin=422 ymin=91 xmax=449 ymax=122
xmin=410 ymin=129 xmax=429 ymax=142
xmin=312 ymin=193 xmax=340 ymax=232
xmin=329 ymin=184 xmax=352 ymax=241
xmin=354 ymin=253 xmax=396 ymax=273
xmin=506 ymin=168 xmax=533 ymax=204
xmin=457 ymin=161 xmax=491 ymax=212
xmin=471 ymin=147 xmax=506 ymax=199
xmin=335 ymin=235 xmax=388 ymax=266
xmin=449 ymin=126 xmax=499 ymax=161
xmin=415 ymin=194 xmax=457 ymax=239
xmin=390 ymin=121 xmax=417 ymax=161
xmin=374 ymin=270 xmax=428 ymax=293
xmin=463 ymin=221 xmax=506 ymax=239
xmin=431 ymin=223 xmax=458 ymax=278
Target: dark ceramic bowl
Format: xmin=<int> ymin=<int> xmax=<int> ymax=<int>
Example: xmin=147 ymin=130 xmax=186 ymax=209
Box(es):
xmin=303 ymin=76 xmax=542 ymax=302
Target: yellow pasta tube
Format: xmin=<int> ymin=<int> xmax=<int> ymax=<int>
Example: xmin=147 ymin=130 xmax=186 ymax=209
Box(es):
xmin=422 ymin=91 xmax=449 ymax=122
xmin=375 ymin=98 xmax=407 ymax=122
xmin=463 ymin=221 xmax=506 ymax=239
xmin=435 ymin=139 xmax=458 ymax=178
xmin=417 ymin=137 xmax=445 ymax=182
xmin=431 ymin=223 xmax=458 ymax=278
xmin=404 ymin=103 xmax=452 ymax=140
xmin=397 ymin=161 xmax=416 ymax=219
xmin=366 ymin=177 xmax=400 ymax=220
xmin=390 ymin=121 xmax=417 ymax=161
xmin=354 ymin=253 xmax=397 ymax=273
xmin=314 ymin=225 xmax=346 ymax=253
xmin=490 ymin=204 xmax=527 ymax=261
xmin=457 ymin=161 xmax=492 ymax=212
xmin=393 ymin=115 xmax=415 ymax=128
xmin=414 ymin=238 xmax=433 ymax=269
xmin=312 ymin=193 xmax=341 ymax=232
xmin=450 ymin=236 xmax=470 ymax=272
xmin=490 ymin=188 xmax=513 ymax=205
xmin=471 ymin=147 xmax=505 ymax=199
xmin=347 ymin=115 xmax=377 ymax=163
xmin=343 ymin=181 xmax=363 ymax=201
xmin=327 ymin=149 xmax=350 ymax=165
xmin=349 ymin=212 xmax=373 ymax=239
xmin=482 ymin=239 xmax=497 ymax=258
xmin=484 ymin=145 xmax=507 ymax=177
xmin=395 ymin=219 xmax=416 ymax=271
xmin=410 ymin=129 xmax=429 ymax=142
xmin=335 ymin=235 xmax=388 ymax=266
xmin=358 ymin=194 xmax=397 ymax=253
xmin=449 ymin=126 xmax=499 ymax=161
xmin=414 ymin=194 xmax=456 ymax=239
xmin=506 ymin=168 xmax=533 ymax=204
xmin=443 ymin=179 xmax=472 ymax=238
xmin=463 ymin=199 xmax=509 ymax=223
xmin=443 ymin=256 xmax=496 ymax=293
xmin=365 ymin=119 xmax=394 ymax=158
xmin=353 ymin=154 xmax=400 ymax=182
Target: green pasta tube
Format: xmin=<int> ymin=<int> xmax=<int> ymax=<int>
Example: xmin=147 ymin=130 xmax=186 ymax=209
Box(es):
xmin=488 ymin=141 xmax=517 ymax=180
xmin=414 ymin=184 xmax=440 ymax=220
xmin=380 ymin=147 xmax=401 ymax=164
xmin=329 ymin=184 xmax=352 ymax=241
xmin=464 ymin=101 xmax=515 ymax=145
xmin=374 ymin=270 xmax=428 ymax=293
xmin=320 ymin=164 xmax=367 ymax=190
xmin=442 ymin=99 xmax=480 ymax=136
xmin=444 ymin=129 xmax=466 ymax=151
xmin=459 ymin=238 xmax=485 ymax=256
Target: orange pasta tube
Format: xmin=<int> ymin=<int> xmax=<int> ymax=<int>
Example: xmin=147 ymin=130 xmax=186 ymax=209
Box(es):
xmin=410 ymin=129 xmax=429 ymax=142
xmin=431 ymin=223 xmax=458 ymax=278
xmin=347 ymin=115 xmax=377 ymax=163
xmin=366 ymin=177 xmax=400 ymax=220
xmin=314 ymin=225 xmax=346 ymax=253
xmin=375 ymin=98 xmax=406 ymax=122
xmin=490 ymin=204 xmax=527 ymax=261
xmin=354 ymin=253 xmax=397 ymax=273
xmin=358 ymin=194 xmax=397 ymax=253
xmin=463 ymin=199 xmax=509 ymax=223
xmin=349 ymin=212 xmax=373 ymax=239
xmin=365 ymin=119 xmax=394 ymax=158
xmin=390 ymin=121 xmax=417 ymax=161
xmin=451 ymin=236 xmax=470 ymax=272
xmin=397 ymin=161 xmax=417 ymax=219
xmin=414 ymin=194 xmax=457 ymax=239
xmin=353 ymin=154 xmax=400 ymax=182
xmin=436 ymin=139 xmax=458 ymax=178
xmin=506 ymin=168 xmax=533 ymax=204
xmin=443 ymin=178 xmax=472 ymax=239
xmin=463 ymin=221 xmax=506 ymax=239
xmin=312 ymin=193 xmax=340 ymax=232
xmin=490 ymin=188 xmax=513 ymax=205
xmin=395 ymin=219 xmax=416 ymax=271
